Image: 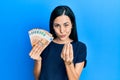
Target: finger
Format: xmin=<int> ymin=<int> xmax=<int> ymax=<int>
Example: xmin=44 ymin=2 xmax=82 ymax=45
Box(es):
xmin=61 ymin=44 xmax=67 ymax=60
xmin=33 ymin=45 xmax=45 ymax=60
xmin=32 ymin=39 xmax=40 ymax=47
xmin=69 ymin=43 xmax=73 ymax=61
xmin=29 ymin=46 xmax=36 ymax=56
xmin=65 ymin=43 xmax=70 ymax=62
xmin=35 ymin=45 xmax=43 ymax=57
xmin=31 ymin=53 xmax=40 ymax=60
xmin=29 ymin=44 xmax=39 ymax=56
xmin=30 ymin=45 xmax=41 ymax=60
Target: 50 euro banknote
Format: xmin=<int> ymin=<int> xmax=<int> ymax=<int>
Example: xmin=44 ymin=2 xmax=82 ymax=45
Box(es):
xmin=28 ymin=28 xmax=54 ymax=48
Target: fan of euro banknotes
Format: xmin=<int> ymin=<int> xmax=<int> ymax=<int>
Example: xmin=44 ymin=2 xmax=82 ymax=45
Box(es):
xmin=28 ymin=28 xmax=54 ymax=48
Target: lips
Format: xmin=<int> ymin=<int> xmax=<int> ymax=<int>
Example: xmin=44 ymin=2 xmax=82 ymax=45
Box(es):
xmin=60 ymin=35 xmax=66 ymax=38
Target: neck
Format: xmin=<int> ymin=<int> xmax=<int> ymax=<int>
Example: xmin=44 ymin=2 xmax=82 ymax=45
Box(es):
xmin=53 ymin=38 xmax=73 ymax=44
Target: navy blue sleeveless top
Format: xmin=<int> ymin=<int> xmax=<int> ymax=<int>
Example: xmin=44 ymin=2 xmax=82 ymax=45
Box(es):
xmin=39 ymin=41 xmax=87 ymax=80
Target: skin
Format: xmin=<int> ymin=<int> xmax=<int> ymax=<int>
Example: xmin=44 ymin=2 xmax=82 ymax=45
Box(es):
xmin=53 ymin=15 xmax=72 ymax=44
xmin=29 ymin=15 xmax=85 ymax=80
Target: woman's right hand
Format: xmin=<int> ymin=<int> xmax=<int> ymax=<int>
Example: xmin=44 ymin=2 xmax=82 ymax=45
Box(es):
xmin=29 ymin=42 xmax=43 ymax=61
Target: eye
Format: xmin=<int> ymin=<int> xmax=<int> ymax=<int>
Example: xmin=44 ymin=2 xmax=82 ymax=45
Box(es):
xmin=54 ymin=24 xmax=60 ymax=28
xmin=64 ymin=23 xmax=69 ymax=27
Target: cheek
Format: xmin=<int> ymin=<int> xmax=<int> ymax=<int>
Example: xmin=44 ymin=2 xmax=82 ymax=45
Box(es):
xmin=53 ymin=28 xmax=59 ymax=34
xmin=66 ymin=28 xmax=72 ymax=33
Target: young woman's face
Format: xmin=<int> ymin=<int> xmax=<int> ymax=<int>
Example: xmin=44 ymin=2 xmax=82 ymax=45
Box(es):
xmin=53 ymin=15 xmax=72 ymax=41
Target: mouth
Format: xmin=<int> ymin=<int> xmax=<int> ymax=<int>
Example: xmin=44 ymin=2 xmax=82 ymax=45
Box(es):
xmin=60 ymin=35 xmax=66 ymax=38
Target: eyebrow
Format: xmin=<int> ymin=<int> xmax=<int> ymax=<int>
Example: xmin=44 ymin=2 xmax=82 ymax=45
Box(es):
xmin=64 ymin=22 xmax=69 ymax=24
xmin=54 ymin=22 xmax=69 ymax=24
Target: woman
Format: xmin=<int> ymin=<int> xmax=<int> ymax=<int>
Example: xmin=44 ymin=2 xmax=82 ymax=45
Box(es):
xmin=29 ymin=5 xmax=87 ymax=80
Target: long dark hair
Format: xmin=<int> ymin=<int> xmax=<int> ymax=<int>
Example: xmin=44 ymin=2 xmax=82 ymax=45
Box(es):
xmin=49 ymin=5 xmax=78 ymax=41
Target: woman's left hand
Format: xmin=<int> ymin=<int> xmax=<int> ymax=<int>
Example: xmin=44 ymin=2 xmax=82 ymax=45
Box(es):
xmin=61 ymin=43 xmax=73 ymax=65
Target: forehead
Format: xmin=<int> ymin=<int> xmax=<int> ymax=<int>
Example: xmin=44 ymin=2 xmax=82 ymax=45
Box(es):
xmin=54 ymin=15 xmax=71 ymax=23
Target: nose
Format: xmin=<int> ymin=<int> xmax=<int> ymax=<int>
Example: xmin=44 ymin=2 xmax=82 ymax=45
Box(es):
xmin=60 ymin=26 xmax=64 ymax=33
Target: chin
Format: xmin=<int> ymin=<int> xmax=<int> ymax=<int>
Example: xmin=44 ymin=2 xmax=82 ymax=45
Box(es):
xmin=59 ymin=38 xmax=68 ymax=41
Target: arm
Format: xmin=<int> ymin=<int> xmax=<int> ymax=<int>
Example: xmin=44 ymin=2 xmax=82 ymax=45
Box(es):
xmin=61 ymin=43 xmax=85 ymax=80
xmin=29 ymin=43 xmax=43 ymax=80
xmin=65 ymin=61 xmax=85 ymax=80
xmin=34 ymin=59 xmax=42 ymax=80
